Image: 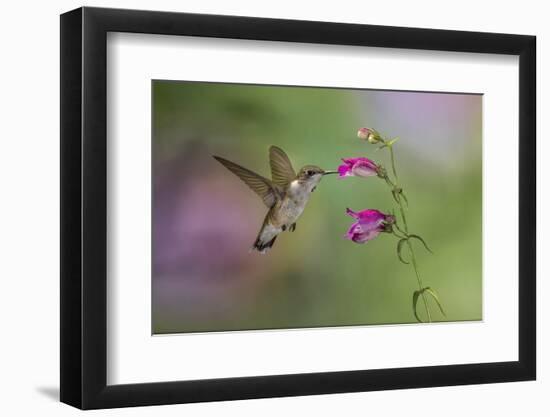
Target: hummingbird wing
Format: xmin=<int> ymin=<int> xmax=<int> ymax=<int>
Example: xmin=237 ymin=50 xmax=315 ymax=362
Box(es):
xmin=213 ymin=156 xmax=281 ymax=208
xmin=269 ymin=146 xmax=296 ymax=188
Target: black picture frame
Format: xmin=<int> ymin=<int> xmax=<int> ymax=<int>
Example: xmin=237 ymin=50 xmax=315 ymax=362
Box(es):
xmin=60 ymin=6 xmax=536 ymax=410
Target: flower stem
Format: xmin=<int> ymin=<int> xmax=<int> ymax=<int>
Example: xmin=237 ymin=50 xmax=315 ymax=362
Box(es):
xmin=389 ymin=146 xmax=399 ymax=183
xmin=407 ymin=240 xmax=432 ymax=322
xmin=383 ymin=140 xmax=432 ymax=323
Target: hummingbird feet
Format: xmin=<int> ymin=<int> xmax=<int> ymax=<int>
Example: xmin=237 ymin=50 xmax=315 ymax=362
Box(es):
xmin=282 ymin=223 xmax=297 ymax=232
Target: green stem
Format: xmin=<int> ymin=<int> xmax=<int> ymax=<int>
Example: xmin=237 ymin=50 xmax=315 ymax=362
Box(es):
xmin=389 ymin=145 xmax=399 ymax=183
xmin=392 ymin=229 xmax=407 ymax=240
xmin=383 ymin=140 xmax=431 ymax=323
xmin=407 ymin=240 xmax=432 ymax=323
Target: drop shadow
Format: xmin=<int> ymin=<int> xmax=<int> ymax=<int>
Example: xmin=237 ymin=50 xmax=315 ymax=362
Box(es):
xmin=36 ymin=386 xmax=59 ymax=401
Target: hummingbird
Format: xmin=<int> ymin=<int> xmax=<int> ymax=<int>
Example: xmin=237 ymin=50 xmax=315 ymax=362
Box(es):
xmin=213 ymin=146 xmax=337 ymax=253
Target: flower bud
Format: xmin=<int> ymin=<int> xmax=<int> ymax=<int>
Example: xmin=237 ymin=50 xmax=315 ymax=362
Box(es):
xmin=357 ymin=127 xmax=381 ymax=144
xmin=357 ymin=127 xmax=371 ymax=140
xmin=367 ymin=134 xmax=380 ymax=144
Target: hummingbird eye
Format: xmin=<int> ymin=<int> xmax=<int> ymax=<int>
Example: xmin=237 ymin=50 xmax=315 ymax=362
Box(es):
xmin=306 ymin=170 xmax=314 ymax=176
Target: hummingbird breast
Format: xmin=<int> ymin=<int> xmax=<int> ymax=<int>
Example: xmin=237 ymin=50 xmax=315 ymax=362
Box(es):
xmin=279 ymin=198 xmax=306 ymax=225
xmin=254 ymin=181 xmax=314 ymax=252
xmin=272 ymin=183 xmax=310 ymax=228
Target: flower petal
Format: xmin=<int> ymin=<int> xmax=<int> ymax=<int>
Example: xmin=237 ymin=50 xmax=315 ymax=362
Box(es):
xmin=346 ymin=225 xmax=382 ymax=244
xmin=344 ymin=221 xmax=362 ymax=240
xmin=337 ymin=164 xmax=352 ymax=177
xmin=351 ymin=160 xmax=378 ymax=177
xmin=352 ymin=228 xmax=382 ymax=243
xmin=343 ymin=157 xmax=376 ymax=167
xmin=356 ymin=209 xmax=387 ymax=225
xmin=342 ymin=157 xmax=364 ymax=165
xmin=346 ymin=208 xmax=359 ymax=219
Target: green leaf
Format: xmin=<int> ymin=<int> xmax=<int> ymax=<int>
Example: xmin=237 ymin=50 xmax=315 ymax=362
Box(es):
xmin=412 ymin=290 xmax=423 ymax=323
xmin=399 ymin=190 xmax=409 ymax=206
xmin=424 ymin=287 xmax=446 ymax=317
xmin=413 ymin=287 xmax=446 ymax=322
xmin=397 ymin=238 xmax=409 ymax=264
xmin=386 ymin=137 xmax=399 ymax=146
xmin=408 ymin=234 xmax=433 ymax=254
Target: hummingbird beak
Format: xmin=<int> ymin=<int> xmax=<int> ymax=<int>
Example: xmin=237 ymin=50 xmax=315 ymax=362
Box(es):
xmin=322 ymin=170 xmax=338 ymax=176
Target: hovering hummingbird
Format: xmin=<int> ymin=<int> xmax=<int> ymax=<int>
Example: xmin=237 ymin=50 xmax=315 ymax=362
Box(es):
xmin=213 ymin=146 xmax=337 ymax=253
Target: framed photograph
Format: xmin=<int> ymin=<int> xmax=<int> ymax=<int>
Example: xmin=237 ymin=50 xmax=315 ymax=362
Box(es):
xmin=60 ymin=6 xmax=536 ymax=409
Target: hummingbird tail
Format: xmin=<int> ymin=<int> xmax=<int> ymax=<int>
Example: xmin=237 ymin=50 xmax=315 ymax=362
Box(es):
xmin=251 ymin=235 xmax=278 ymax=254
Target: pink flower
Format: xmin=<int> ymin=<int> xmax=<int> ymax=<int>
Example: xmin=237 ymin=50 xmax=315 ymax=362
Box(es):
xmin=337 ymin=157 xmax=379 ymax=178
xmin=345 ymin=208 xmax=395 ymax=244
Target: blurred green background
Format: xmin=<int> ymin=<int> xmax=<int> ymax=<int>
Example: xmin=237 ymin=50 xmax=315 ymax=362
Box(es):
xmin=152 ymin=80 xmax=482 ymax=334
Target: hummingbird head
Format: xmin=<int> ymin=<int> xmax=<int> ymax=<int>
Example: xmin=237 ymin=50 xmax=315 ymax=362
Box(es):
xmin=295 ymin=165 xmax=338 ymax=190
